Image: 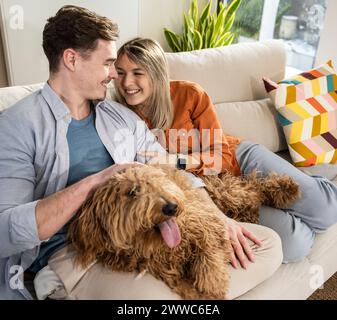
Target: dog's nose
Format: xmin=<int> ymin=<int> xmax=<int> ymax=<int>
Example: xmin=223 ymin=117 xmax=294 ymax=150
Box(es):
xmin=162 ymin=202 xmax=178 ymax=216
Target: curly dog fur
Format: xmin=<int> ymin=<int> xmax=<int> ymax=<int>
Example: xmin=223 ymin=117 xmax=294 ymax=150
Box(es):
xmin=68 ymin=165 xmax=300 ymax=299
xmin=202 ymin=171 xmax=300 ymax=224
xmin=69 ymin=165 xmax=232 ymax=300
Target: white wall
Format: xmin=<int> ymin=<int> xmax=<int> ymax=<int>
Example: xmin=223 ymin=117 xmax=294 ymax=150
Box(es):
xmin=0 ymin=0 xmax=216 ymax=86
xmin=0 ymin=0 xmax=139 ymax=86
xmin=315 ymin=0 xmax=337 ymax=66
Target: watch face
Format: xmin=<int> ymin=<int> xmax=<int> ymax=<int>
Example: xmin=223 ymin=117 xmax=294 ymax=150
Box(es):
xmin=177 ymin=156 xmax=187 ymax=170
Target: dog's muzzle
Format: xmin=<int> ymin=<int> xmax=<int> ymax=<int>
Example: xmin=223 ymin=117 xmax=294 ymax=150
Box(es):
xmin=162 ymin=202 xmax=178 ymax=216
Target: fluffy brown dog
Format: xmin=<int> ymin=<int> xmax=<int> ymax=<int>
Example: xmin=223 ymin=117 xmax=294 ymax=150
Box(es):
xmin=69 ymin=165 xmax=300 ymax=299
xmin=69 ymin=165 xmax=232 ymax=300
xmin=202 ymin=171 xmax=300 ymax=224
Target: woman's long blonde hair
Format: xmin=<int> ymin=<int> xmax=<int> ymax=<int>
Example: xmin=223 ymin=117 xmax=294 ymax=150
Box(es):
xmin=115 ymin=37 xmax=173 ymax=129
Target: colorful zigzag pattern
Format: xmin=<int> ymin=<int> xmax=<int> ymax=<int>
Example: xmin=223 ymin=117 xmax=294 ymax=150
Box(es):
xmin=263 ymin=60 xmax=337 ymax=167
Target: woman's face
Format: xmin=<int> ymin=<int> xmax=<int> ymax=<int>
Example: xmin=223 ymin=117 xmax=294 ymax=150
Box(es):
xmin=114 ymin=53 xmax=153 ymax=108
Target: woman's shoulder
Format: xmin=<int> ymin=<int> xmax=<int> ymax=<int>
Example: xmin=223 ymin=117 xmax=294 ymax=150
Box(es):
xmin=170 ymin=80 xmax=206 ymax=96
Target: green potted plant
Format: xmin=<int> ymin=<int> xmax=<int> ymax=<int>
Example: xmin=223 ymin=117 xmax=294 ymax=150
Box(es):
xmin=164 ymin=0 xmax=241 ymax=52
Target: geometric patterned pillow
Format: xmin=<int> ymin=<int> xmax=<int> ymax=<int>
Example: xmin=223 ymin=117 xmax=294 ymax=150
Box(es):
xmin=263 ymin=60 xmax=337 ymax=167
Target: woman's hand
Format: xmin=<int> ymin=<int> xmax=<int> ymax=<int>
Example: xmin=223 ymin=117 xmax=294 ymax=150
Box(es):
xmin=225 ymin=216 xmax=262 ymax=269
xmin=138 ymin=151 xmax=201 ymax=170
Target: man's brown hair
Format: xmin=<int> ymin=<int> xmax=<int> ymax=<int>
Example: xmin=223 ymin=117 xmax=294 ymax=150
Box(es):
xmin=43 ymin=5 xmax=119 ymax=73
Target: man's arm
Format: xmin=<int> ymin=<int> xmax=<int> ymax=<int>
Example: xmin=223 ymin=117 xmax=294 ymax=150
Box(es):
xmin=35 ymin=163 xmax=138 ymax=240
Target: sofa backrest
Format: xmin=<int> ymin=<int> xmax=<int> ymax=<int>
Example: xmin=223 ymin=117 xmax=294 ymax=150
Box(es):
xmin=0 ymin=83 xmax=44 ymax=113
xmin=165 ymin=39 xmax=286 ymax=103
xmin=0 ymin=40 xmax=287 ymax=152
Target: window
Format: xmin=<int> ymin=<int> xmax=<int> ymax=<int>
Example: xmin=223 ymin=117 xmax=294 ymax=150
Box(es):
xmin=229 ymin=0 xmax=327 ymax=71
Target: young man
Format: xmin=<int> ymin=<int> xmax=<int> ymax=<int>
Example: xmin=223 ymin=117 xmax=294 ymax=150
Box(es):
xmin=0 ymin=5 xmax=282 ymax=300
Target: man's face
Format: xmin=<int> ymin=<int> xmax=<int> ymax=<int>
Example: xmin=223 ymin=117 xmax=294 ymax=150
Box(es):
xmin=75 ymin=39 xmax=117 ymax=101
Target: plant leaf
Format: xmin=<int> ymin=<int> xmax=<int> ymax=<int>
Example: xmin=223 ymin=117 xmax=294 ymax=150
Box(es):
xmin=190 ymin=0 xmax=199 ymax=30
xmin=194 ymin=29 xmax=203 ymax=50
xmin=204 ymin=18 xmax=214 ymax=48
xmin=199 ymin=0 xmax=212 ymax=27
xmin=210 ymin=4 xmax=226 ymax=46
xmin=214 ymin=31 xmax=230 ymax=47
xmin=183 ymin=13 xmax=195 ymax=51
xmin=223 ymin=12 xmax=235 ymax=33
xmin=224 ymin=0 xmax=241 ymax=30
xmin=163 ymin=28 xmax=181 ymax=52
xmin=208 ymin=15 xmax=216 ymax=47
xmin=226 ymin=0 xmax=242 ymax=20
xmin=223 ymin=33 xmax=234 ymax=46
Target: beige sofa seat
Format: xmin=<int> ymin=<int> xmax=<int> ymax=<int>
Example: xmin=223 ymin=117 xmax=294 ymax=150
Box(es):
xmin=1 ymin=40 xmax=337 ymax=300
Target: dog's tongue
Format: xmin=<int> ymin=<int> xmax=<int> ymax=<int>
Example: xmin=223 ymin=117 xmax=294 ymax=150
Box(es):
xmin=158 ymin=219 xmax=181 ymax=248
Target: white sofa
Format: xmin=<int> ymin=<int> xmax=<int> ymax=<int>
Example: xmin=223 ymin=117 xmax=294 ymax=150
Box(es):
xmin=1 ymin=40 xmax=337 ymax=299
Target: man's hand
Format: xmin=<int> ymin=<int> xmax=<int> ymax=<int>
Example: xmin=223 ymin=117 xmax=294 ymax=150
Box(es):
xmin=95 ymin=162 xmax=145 ymax=186
xmin=224 ymin=216 xmax=262 ymax=269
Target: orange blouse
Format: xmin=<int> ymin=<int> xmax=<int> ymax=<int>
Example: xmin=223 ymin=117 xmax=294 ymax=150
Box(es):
xmin=135 ymin=80 xmax=241 ymax=176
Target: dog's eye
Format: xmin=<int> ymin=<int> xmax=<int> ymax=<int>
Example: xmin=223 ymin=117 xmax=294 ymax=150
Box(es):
xmin=128 ymin=186 xmax=140 ymax=197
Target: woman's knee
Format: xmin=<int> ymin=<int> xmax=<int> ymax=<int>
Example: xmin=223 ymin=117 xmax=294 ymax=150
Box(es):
xmin=278 ymin=222 xmax=316 ymax=263
xmin=259 ymin=206 xmax=316 ymax=263
xmin=312 ymin=202 xmax=337 ymax=231
xmin=282 ymin=232 xmax=315 ymax=263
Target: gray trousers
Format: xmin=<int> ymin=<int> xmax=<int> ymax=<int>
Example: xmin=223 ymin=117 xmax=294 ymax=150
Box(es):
xmin=236 ymin=141 xmax=337 ymax=263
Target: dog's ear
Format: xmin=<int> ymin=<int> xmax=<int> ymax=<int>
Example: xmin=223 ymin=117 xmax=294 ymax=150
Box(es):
xmin=68 ymin=183 xmax=119 ymax=267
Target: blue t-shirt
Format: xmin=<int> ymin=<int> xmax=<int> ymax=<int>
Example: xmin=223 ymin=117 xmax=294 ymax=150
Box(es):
xmin=29 ymin=110 xmax=114 ymax=273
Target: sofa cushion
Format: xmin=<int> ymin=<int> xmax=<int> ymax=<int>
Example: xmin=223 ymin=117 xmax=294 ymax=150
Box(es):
xmin=264 ymin=60 xmax=337 ymax=167
xmin=0 ymin=83 xmax=44 ymax=112
xmin=215 ymin=98 xmax=287 ymax=152
xmin=277 ymin=150 xmax=337 ymax=185
xmin=237 ymin=221 xmax=337 ymax=300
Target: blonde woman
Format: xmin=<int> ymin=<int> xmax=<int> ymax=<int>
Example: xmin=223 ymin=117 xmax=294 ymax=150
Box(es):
xmin=114 ymin=37 xmax=337 ymax=297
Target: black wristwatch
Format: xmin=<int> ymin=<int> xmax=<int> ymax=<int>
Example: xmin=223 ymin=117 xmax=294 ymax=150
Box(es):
xmin=176 ymin=153 xmax=187 ymax=170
